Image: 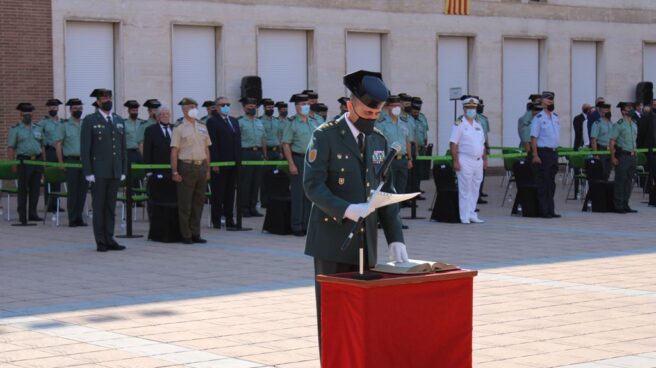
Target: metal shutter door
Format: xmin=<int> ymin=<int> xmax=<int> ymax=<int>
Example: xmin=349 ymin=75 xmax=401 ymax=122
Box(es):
xmin=437 ymin=36 xmax=468 ymax=155
xmin=503 ymin=39 xmax=539 ymax=148
xmin=571 ymin=41 xmax=597 ymax=134
xmin=346 ymin=32 xmax=382 ymax=74
xmin=644 ymin=43 xmax=656 ymax=84
xmin=258 ymin=29 xmax=308 ymax=104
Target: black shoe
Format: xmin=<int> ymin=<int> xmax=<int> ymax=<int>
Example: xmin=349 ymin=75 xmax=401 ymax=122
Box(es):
xmin=614 ymin=209 xmax=626 ymax=214
xmin=475 ymin=208 xmax=480 ymax=212
xmin=242 ymin=211 xmax=253 ymax=218
xmin=225 ymin=221 xmax=237 ymax=229
xmin=96 ymin=243 xmax=107 ymax=252
xmin=401 ymin=225 xmax=409 ymax=230
xmin=541 ymin=214 xmax=553 ymax=219
xmin=192 ymin=236 xmax=207 ymax=243
xmin=292 ymin=231 xmax=305 ymax=237
xmin=76 ymin=220 xmax=88 ymax=227
xmin=625 ymin=208 xmax=638 ymax=213
xmin=212 ymin=223 xmax=221 ymax=229
xmin=477 ymin=199 xmax=488 ymax=204
xmin=182 ymin=238 xmax=193 ymax=244
xmin=28 ymin=216 xmax=43 ymax=222
xmin=69 ymin=222 xmax=78 ymax=227
xmin=107 ymin=244 xmax=126 ymax=251
xmin=551 ymin=214 xmax=562 ymax=218
xmin=250 ymin=210 xmax=263 ymax=217
xmin=481 ymin=192 xmax=489 ymax=197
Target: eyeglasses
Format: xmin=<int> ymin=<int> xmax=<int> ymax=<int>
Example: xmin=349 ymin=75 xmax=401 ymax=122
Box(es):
xmin=219 ymin=103 xmax=231 ymax=107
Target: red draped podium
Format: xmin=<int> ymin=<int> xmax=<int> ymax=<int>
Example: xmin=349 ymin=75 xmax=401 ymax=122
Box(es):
xmin=317 ymin=269 xmax=477 ymax=368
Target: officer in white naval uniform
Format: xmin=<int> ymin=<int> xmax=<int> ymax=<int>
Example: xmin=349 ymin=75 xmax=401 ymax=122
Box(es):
xmin=449 ymin=97 xmax=488 ymax=224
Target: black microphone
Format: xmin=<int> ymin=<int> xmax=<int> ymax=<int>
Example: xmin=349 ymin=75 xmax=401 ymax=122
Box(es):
xmin=376 ymin=142 xmax=402 ymax=181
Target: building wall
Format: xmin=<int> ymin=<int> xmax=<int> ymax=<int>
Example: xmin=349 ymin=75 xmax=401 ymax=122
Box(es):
xmin=0 ymin=0 xmax=53 ymax=159
xmin=44 ymin=0 xmax=656 ymax=159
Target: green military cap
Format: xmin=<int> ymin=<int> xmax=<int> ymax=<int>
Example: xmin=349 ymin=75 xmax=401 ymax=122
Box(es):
xmin=343 ymin=70 xmax=389 ymax=109
xmin=541 ymin=91 xmax=555 ymax=100
xmin=302 ymin=90 xmax=318 ymax=99
xmin=202 ymin=100 xmax=214 ymax=108
xmin=337 ymin=97 xmax=350 ymax=105
xmin=398 ymin=93 xmax=412 ymax=102
xmin=275 ymin=101 xmax=288 ymax=109
xmin=386 ymin=95 xmax=401 ymax=103
xmin=239 ymin=96 xmax=259 ymax=105
xmin=144 ymin=99 xmax=162 ymax=109
xmin=46 ymin=99 xmax=63 ymax=106
xmin=261 ymin=98 xmax=274 ymax=106
xmin=123 ymin=100 xmax=140 ymax=109
xmin=16 ymin=102 xmax=35 ymax=112
xmin=65 ymin=98 xmax=83 ymax=106
xmin=178 ymin=97 xmax=198 ymax=106
xmin=90 ymin=88 xmax=112 ymax=98
xmin=290 ymin=94 xmax=309 ymax=103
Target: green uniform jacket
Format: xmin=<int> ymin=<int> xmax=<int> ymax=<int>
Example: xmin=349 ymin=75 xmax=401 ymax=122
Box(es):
xmin=80 ymin=111 xmax=128 ymax=179
xmin=303 ymin=117 xmax=404 ymax=267
xmin=37 ymin=116 xmax=61 ymax=146
xmin=8 ymin=122 xmax=44 ymax=156
xmin=54 ymin=118 xmax=83 ymax=157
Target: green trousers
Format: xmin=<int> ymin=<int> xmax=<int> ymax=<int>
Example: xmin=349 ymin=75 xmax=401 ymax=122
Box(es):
xmin=177 ymin=161 xmax=207 ymax=239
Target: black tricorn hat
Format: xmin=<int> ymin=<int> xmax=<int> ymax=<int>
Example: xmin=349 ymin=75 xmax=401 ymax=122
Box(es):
xmin=386 ymin=95 xmax=401 ymax=104
xmin=202 ymin=100 xmax=215 ymax=108
xmin=290 ymin=94 xmax=309 ymax=103
xmin=123 ymin=100 xmax=140 ymax=109
xmin=90 ymin=88 xmax=112 ymax=98
xmin=302 ymin=90 xmax=319 ymax=99
xmin=261 ymin=98 xmax=275 ymax=107
xmin=275 ymin=101 xmax=288 ymax=109
xmin=46 ymin=99 xmax=63 ymax=106
xmin=239 ymin=96 xmax=259 ymax=105
xmin=337 ymin=97 xmax=350 ymax=105
xmin=16 ymin=102 xmax=35 ymax=112
xmin=343 ymin=70 xmax=389 ymax=109
xmin=65 ymin=98 xmax=83 ymax=106
xmin=143 ymin=99 xmax=162 ymax=109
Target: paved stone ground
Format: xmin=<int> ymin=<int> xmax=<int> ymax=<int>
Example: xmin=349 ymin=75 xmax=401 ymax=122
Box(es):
xmin=1 ymin=173 xmax=655 ymax=367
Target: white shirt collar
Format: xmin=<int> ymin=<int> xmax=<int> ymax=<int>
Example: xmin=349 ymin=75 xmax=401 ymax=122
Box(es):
xmin=344 ymin=113 xmax=362 ymax=142
xmin=99 ymin=110 xmax=111 ymax=119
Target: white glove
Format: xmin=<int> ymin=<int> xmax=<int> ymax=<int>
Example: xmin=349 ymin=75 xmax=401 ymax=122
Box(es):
xmin=344 ymin=203 xmax=374 ymax=222
xmin=388 ymin=242 xmax=409 ymax=263
xmin=120 ymin=174 xmax=126 ymax=181
xmin=85 ymin=175 xmax=95 ymax=183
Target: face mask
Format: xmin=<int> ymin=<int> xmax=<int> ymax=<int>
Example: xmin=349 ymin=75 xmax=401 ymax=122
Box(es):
xmin=604 ymin=112 xmax=611 ymax=120
xmin=300 ymin=105 xmax=311 ymax=116
xmin=391 ymin=106 xmax=401 ymax=116
xmin=72 ymin=111 xmax=83 ymax=119
xmin=48 ymin=110 xmax=57 ymax=117
xmin=465 ymin=109 xmax=477 ymax=119
xmin=264 ymin=110 xmax=274 ymax=117
xmin=100 ymin=100 xmax=113 ymax=112
xmin=22 ymin=115 xmax=32 ymax=124
xmin=247 ymin=108 xmax=257 ymax=116
xmin=188 ymin=108 xmax=199 ymax=119
xmin=129 ymin=113 xmax=138 ymax=120
xmin=220 ymin=105 xmax=230 ymax=115
xmin=279 ymin=111 xmax=288 ymax=118
xmin=403 ymin=106 xmax=412 ymax=113
xmin=546 ymin=104 xmax=555 ymax=112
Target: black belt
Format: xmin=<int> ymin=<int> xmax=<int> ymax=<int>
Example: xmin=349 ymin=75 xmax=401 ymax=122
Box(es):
xmin=64 ymin=156 xmax=80 ymax=160
xmin=242 ymin=146 xmax=261 ymax=151
xmin=292 ymin=152 xmax=305 ymax=157
xmin=270 ymin=146 xmax=279 ymax=152
xmin=617 ymin=150 xmax=636 ymax=157
xmin=537 ymin=147 xmax=556 ymax=152
xmin=128 ymin=148 xmax=138 ymax=152
xmin=45 ymin=145 xmax=56 ymax=151
xmin=17 ymin=155 xmax=38 ymax=160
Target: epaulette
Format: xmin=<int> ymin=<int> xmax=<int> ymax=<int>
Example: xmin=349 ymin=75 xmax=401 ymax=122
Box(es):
xmin=372 ymin=127 xmax=385 ymax=137
xmin=553 ymin=112 xmax=558 ymax=117
xmin=11 ymin=123 xmax=19 ymax=128
xmin=318 ymin=120 xmax=338 ymax=130
xmin=400 ymin=116 xmax=408 ymax=122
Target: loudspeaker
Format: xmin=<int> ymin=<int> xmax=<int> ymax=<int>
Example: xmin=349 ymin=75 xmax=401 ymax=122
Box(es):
xmin=241 ymin=76 xmax=262 ymax=101
xmin=636 ymin=81 xmax=653 ymax=106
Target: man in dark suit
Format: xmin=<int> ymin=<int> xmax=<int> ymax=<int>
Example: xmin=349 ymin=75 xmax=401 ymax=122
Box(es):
xmin=81 ymin=88 xmax=127 ymax=252
xmin=572 ymin=103 xmax=591 ymax=199
xmin=207 ymin=96 xmax=241 ymax=229
xmin=304 ymin=70 xmax=408 ymax=350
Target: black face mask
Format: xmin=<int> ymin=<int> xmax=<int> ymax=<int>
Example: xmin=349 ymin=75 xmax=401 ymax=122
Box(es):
xmin=351 ymin=110 xmax=376 ymax=135
xmin=604 ymin=112 xmax=611 ymax=120
xmin=264 ymin=110 xmax=274 ymax=117
xmin=546 ymin=104 xmax=555 ymax=112
xmin=246 ymin=108 xmax=257 ymax=116
xmin=279 ymin=111 xmax=288 ymax=118
xmin=101 ymin=100 xmax=113 ymax=112
xmin=48 ymin=110 xmax=58 ymax=118
xmin=403 ymin=106 xmax=412 ymax=113
xmin=72 ymin=111 xmax=83 ymax=119
xmin=22 ymin=114 xmax=32 ymax=124
xmin=129 ymin=113 xmax=139 ymax=120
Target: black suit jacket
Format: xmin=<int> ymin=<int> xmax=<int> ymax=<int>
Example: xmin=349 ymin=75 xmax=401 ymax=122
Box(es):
xmin=81 ymin=111 xmax=127 ymax=179
xmin=573 ymin=113 xmax=586 ymax=150
xmin=207 ymin=114 xmax=241 ymax=163
xmin=143 ymin=123 xmax=173 ymax=176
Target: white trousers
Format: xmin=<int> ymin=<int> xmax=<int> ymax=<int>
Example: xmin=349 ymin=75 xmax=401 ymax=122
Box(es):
xmin=456 ymin=155 xmax=484 ymax=222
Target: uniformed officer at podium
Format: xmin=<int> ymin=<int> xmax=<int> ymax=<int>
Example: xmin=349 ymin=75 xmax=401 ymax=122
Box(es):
xmin=304 ymin=70 xmax=409 ymax=351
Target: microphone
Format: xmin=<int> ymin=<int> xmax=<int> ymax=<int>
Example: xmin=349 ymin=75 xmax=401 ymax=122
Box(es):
xmin=376 ymin=142 xmax=402 ymax=181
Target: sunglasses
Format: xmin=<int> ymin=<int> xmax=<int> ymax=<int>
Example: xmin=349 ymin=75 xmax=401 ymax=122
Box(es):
xmin=219 ymin=103 xmax=231 ymax=107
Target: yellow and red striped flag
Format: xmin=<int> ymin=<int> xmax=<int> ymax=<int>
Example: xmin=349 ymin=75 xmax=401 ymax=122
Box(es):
xmin=444 ymin=0 xmax=470 ymax=15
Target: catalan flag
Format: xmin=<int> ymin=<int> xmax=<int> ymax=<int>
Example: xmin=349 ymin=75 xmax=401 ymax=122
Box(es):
xmin=444 ymin=0 xmax=470 ymax=15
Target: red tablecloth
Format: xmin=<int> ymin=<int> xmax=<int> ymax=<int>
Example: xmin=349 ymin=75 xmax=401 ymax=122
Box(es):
xmin=318 ymin=270 xmax=476 ymax=368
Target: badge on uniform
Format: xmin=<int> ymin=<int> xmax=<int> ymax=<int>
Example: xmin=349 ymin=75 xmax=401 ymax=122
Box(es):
xmin=117 ymin=123 xmax=124 ymax=129
xmin=475 ymin=127 xmax=481 ymax=131
xmin=372 ymin=150 xmax=384 ymax=164
xmin=338 ymin=177 xmax=345 ymax=185
xmin=308 ymin=149 xmax=317 ymax=163
xmin=336 ymin=153 xmax=343 ymax=160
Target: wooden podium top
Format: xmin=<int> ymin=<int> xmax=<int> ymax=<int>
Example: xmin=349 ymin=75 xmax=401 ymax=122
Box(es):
xmin=316 ymin=269 xmax=477 ymax=289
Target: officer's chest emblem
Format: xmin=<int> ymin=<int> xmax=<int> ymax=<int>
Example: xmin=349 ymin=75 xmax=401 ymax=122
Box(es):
xmin=116 ymin=123 xmax=124 ymax=129
xmin=338 ymin=177 xmax=345 ymax=185
xmin=308 ymin=149 xmax=317 ymax=163
xmin=372 ymin=150 xmax=385 ymax=164
xmin=336 ymin=153 xmax=342 ymax=160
